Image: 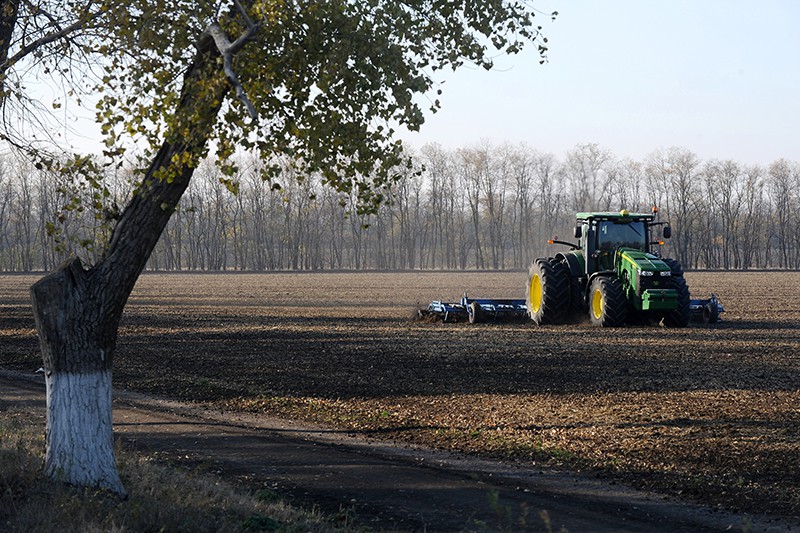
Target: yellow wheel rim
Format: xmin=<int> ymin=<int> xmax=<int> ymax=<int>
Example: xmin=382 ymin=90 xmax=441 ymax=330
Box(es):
xmin=591 ymin=288 xmax=604 ymax=320
xmin=530 ymin=274 xmax=543 ymax=313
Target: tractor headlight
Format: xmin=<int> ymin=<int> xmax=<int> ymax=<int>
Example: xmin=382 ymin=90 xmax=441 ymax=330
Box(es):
xmin=640 ymin=270 xmax=654 ymax=276
xmin=660 ymin=271 xmax=672 ymax=277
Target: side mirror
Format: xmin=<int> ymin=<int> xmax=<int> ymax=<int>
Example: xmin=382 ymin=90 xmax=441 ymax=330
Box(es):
xmin=663 ymin=226 xmax=672 ymax=239
xmin=574 ymin=225 xmax=582 ymax=239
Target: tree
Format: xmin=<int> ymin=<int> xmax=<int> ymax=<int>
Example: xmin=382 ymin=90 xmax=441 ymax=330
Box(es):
xmin=646 ymin=148 xmax=701 ymax=267
xmin=0 ymin=0 xmax=554 ymax=494
xmin=483 ymin=143 xmax=511 ymax=269
xmin=420 ymin=143 xmax=457 ymax=268
xmin=459 ymin=145 xmax=489 ymax=268
xmin=564 ymin=143 xmax=613 ymax=211
xmin=702 ymin=160 xmax=743 ymax=269
xmin=507 ymin=144 xmax=537 ymax=268
xmin=766 ymin=159 xmax=796 ymax=268
xmin=738 ymin=165 xmax=766 ymax=269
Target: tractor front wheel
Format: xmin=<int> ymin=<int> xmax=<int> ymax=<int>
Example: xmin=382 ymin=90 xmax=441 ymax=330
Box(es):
xmin=527 ymin=258 xmax=569 ymax=325
xmin=588 ymin=277 xmax=628 ymax=327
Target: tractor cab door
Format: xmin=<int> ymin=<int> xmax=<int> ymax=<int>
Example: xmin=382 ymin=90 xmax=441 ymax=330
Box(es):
xmin=578 ymin=220 xmax=593 ymax=274
xmin=594 ymin=221 xmax=617 ymax=271
xmin=581 ymin=220 xmax=602 ymax=274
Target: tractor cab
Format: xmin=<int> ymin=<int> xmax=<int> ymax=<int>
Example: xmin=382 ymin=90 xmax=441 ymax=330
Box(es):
xmin=574 ymin=211 xmax=658 ymax=274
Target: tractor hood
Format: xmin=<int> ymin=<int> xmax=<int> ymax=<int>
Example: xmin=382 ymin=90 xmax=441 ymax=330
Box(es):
xmin=618 ymin=249 xmax=671 ymax=273
xmin=617 ymin=249 xmax=676 ymax=310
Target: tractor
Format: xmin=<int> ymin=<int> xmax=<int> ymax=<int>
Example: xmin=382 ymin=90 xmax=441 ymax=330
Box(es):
xmin=527 ymin=209 xmax=691 ymax=327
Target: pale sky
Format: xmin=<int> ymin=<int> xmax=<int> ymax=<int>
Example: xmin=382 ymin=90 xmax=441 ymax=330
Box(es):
xmin=400 ymin=1 xmax=800 ymax=166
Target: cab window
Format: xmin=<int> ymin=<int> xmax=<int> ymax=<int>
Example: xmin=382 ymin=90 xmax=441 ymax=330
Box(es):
xmin=597 ymin=220 xmax=646 ymax=252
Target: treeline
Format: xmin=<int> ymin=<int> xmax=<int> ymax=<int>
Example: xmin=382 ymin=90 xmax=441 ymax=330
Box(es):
xmin=1 ymin=143 xmax=799 ymax=272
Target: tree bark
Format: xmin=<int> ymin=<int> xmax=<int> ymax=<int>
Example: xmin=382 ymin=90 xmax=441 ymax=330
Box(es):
xmin=29 ymin=30 xmax=227 ymax=495
xmin=29 ymin=259 xmax=122 ymax=492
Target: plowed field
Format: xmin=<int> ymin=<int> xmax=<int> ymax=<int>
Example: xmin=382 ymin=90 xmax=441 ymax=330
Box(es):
xmin=2 ymin=271 xmax=799 ymax=520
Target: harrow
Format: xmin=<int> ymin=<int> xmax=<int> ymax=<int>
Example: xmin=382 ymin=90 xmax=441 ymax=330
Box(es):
xmin=421 ymin=294 xmax=527 ymax=323
xmin=689 ymin=294 xmax=725 ymax=324
xmin=421 ymin=293 xmax=723 ymax=324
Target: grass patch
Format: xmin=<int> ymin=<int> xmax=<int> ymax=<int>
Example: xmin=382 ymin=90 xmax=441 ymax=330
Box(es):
xmin=0 ymin=408 xmax=352 ymax=533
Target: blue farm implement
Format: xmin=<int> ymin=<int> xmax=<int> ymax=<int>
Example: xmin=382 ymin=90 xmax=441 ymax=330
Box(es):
xmin=421 ymin=294 xmax=528 ymax=323
xmin=421 ymin=292 xmax=723 ymax=325
xmin=689 ymin=294 xmax=725 ymax=324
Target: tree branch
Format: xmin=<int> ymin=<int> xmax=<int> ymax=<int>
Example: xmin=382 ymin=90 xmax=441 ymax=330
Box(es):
xmin=206 ymin=0 xmax=259 ymax=120
xmin=1 ymin=4 xmax=99 ymax=73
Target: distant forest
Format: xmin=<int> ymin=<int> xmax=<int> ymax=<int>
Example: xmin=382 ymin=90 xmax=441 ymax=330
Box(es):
xmin=1 ymin=142 xmax=799 ymax=272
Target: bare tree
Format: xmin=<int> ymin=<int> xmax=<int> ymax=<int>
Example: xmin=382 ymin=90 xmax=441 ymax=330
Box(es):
xmin=483 ymin=144 xmax=511 ymax=269
xmin=766 ymin=159 xmax=797 ymax=268
xmin=420 ymin=144 xmax=453 ymax=268
xmin=458 ymin=145 xmax=490 ymax=268
xmin=738 ymin=165 xmax=766 ymax=269
xmin=564 ymin=143 xmax=613 ymax=211
xmin=0 ymin=159 xmax=12 ymax=270
xmin=646 ymin=148 xmax=701 ymax=267
xmin=701 ymin=160 xmax=745 ymax=269
xmin=508 ymin=144 xmax=537 ymax=268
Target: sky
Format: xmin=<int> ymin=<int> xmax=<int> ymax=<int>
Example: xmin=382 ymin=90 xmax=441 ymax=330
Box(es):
xmin=398 ymin=0 xmax=800 ymax=166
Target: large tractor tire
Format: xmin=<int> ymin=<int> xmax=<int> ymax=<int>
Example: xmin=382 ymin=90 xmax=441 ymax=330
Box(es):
xmin=660 ymin=258 xmax=690 ymax=327
xmin=588 ymin=276 xmax=628 ymax=327
xmin=661 ymin=257 xmax=684 ymax=277
xmin=567 ymin=275 xmax=587 ymax=317
xmin=663 ymin=275 xmax=691 ymax=327
xmin=527 ymin=258 xmax=570 ymax=325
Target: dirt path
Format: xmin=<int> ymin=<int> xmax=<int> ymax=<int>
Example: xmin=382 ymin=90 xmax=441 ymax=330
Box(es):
xmin=2 ymin=373 xmax=793 ymax=532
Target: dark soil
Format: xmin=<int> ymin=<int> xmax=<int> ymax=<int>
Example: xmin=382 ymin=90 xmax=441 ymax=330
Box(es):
xmin=2 ymin=270 xmax=799 ymax=524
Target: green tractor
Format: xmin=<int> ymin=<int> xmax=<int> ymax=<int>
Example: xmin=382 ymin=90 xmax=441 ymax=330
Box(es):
xmin=527 ymin=209 xmax=690 ymax=327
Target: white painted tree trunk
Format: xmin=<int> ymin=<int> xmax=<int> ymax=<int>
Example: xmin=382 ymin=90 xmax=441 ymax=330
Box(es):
xmin=30 ymin=259 xmax=127 ymax=496
xmin=44 ymin=368 xmax=124 ymax=495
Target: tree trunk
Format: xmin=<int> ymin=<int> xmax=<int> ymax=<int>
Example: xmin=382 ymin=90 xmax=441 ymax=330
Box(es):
xmin=30 ymin=259 xmax=123 ymax=493
xmin=29 ymin=31 xmax=227 ymax=495
xmin=0 ymin=0 xmax=19 ymax=75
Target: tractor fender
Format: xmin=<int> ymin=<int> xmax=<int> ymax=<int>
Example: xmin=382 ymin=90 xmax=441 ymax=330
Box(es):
xmin=586 ymin=270 xmax=616 ymax=299
xmin=555 ymin=251 xmax=583 ymax=279
xmin=587 ymin=270 xmax=615 ymax=285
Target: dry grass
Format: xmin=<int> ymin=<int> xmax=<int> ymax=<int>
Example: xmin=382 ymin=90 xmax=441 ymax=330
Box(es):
xmin=0 ymin=407 xmax=349 ymax=533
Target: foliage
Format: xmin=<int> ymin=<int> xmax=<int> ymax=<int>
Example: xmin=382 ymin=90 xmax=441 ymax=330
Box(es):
xmin=95 ymin=1 xmax=552 ymax=213
xmin=44 ymin=154 xmax=127 ymax=260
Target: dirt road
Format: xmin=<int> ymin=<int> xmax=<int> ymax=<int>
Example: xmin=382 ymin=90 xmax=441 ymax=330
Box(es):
xmin=2 ymin=373 xmax=792 ymax=532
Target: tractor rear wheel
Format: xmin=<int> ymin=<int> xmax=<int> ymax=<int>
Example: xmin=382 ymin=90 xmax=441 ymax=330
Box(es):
xmin=663 ymin=275 xmax=691 ymax=327
xmin=588 ymin=276 xmax=627 ymax=327
xmin=661 ymin=258 xmax=690 ymax=327
xmin=661 ymin=257 xmax=684 ymax=276
xmin=527 ymin=258 xmax=569 ymax=325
